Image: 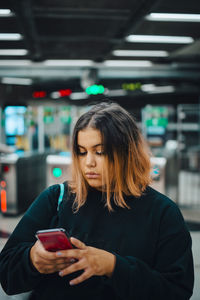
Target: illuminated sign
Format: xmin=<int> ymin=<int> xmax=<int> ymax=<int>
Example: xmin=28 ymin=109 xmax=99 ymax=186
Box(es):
xmin=0 ymin=189 xmax=7 ymax=213
xmin=142 ymin=105 xmax=169 ymax=137
xmin=32 ymin=91 xmax=47 ymax=98
xmin=58 ymin=89 xmax=72 ymax=97
xmin=44 ymin=107 xmax=54 ymax=124
xmin=0 ymin=181 xmax=6 ymax=188
xmin=86 ymin=85 xmax=105 ymax=95
xmin=122 ymin=82 xmax=142 ymax=91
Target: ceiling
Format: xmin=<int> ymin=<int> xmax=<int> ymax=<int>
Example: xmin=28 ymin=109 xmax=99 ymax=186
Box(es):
xmin=0 ymin=0 xmax=200 ymax=105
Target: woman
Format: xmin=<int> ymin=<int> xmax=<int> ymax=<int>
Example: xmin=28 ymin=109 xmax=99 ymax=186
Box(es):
xmin=0 ymin=102 xmax=194 ymax=299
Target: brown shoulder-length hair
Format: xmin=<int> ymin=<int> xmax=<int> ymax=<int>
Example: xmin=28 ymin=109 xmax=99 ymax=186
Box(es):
xmin=69 ymin=102 xmax=151 ymax=212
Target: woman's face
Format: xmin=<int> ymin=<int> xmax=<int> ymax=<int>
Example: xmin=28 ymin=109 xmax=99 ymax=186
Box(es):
xmin=77 ymin=127 xmax=105 ymax=190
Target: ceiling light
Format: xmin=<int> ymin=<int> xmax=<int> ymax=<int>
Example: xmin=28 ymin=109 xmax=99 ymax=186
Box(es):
xmin=0 ymin=9 xmax=13 ymax=16
xmin=141 ymin=84 xmax=175 ymax=93
xmin=112 ymin=50 xmax=168 ymax=57
xmin=0 ymin=60 xmax=31 ymax=66
xmin=141 ymin=84 xmax=156 ymax=92
xmin=44 ymin=60 xmax=93 ymax=67
xmin=146 ymin=13 xmax=200 ymax=22
xmin=0 ymin=49 xmax=28 ymax=56
xmin=126 ymin=35 xmax=194 ymax=44
xmin=149 ymin=86 xmax=175 ymax=94
xmin=105 ymin=89 xmax=127 ymax=97
xmin=1 ymin=77 xmax=32 ymax=85
xmin=104 ymin=60 xmax=152 ymax=67
xmin=0 ymin=33 xmax=22 ymax=40
xmin=50 ymin=92 xmax=60 ymax=99
xmin=69 ymin=92 xmax=88 ymax=100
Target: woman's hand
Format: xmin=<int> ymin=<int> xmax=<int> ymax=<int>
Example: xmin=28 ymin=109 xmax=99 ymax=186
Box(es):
xmin=57 ymin=237 xmax=116 ymax=286
xmin=30 ymin=240 xmax=74 ymax=274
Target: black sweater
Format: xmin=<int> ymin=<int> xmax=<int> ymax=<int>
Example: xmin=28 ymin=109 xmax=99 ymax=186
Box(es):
xmin=0 ymin=184 xmax=194 ymax=300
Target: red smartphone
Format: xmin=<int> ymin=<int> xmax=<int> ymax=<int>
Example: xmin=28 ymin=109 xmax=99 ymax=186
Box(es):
xmin=35 ymin=228 xmax=73 ymax=252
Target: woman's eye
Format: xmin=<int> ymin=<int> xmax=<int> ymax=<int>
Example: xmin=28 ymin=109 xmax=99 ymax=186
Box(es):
xmin=77 ymin=150 xmax=104 ymax=156
xmin=78 ymin=151 xmax=87 ymax=156
xmin=96 ymin=151 xmax=104 ymax=155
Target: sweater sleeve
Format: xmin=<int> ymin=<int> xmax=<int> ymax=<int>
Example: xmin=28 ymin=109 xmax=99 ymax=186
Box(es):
xmin=106 ymin=203 xmax=194 ymax=300
xmin=0 ymin=184 xmax=60 ymax=295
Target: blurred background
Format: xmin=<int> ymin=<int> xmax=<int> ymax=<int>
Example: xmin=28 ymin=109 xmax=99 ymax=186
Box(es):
xmin=0 ymin=0 xmax=199 ymax=299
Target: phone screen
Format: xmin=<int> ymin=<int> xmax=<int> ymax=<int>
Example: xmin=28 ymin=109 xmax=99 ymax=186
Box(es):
xmin=36 ymin=228 xmax=73 ymax=252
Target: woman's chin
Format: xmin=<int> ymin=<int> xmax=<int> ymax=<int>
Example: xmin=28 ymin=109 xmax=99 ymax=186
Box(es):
xmin=87 ymin=180 xmax=103 ymax=190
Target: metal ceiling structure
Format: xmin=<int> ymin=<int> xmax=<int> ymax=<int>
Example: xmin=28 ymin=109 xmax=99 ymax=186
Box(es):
xmin=0 ymin=0 xmax=200 ymax=105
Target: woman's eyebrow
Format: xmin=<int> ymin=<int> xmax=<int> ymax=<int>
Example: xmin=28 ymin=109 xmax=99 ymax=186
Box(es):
xmin=92 ymin=143 xmax=104 ymax=148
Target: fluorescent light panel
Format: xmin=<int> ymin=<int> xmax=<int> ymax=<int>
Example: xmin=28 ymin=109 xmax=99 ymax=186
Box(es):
xmin=106 ymin=89 xmax=127 ymax=97
xmin=44 ymin=60 xmax=93 ymax=66
xmin=126 ymin=35 xmax=194 ymax=44
xmin=104 ymin=60 xmax=152 ymax=67
xmin=141 ymin=84 xmax=174 ymax=93
xmin=0 ymin=33 xmax=22 ymax=40
xmin=141 ymin=84 xmax=157 ymax=92
xmin=1 ymin=77 xmax=32 ymax=85
xmin=50 ymin=92 xmax=60 ymax=99
xmin=0 ymin=60 xmax=31 ymax=66
xmin=146 ymin=13 xmax=200 ymax=22
xmin=69 ymin=92 xmax=88 ymax=100
xmin=0 ymin=9 xmax=13 ymax=16
xmin=0 ymin=49 xmax=28 ymax=56
xmin=112 ymin=50 xmax=168 ymax=57
xmin=149 ymin=86 xmax=175 ymax=94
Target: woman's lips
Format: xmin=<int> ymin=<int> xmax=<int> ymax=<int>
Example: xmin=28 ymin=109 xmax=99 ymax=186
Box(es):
xmin=85 ymin=172 xmax=100 ymax=179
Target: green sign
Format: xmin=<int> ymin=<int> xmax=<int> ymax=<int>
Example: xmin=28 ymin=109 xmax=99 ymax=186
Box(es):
xmin=144 ymin=106 xmax=168 ymax=128
xmin=44 ymin=107 xmax=54 ymax=124
xmin=86 ymin=85 xmax=105 ymax=95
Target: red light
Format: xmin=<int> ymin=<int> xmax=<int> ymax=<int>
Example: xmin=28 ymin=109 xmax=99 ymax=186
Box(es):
xmin=0 ymin=181 xmax=6 ymax=188
xmin=3 ymin=165 xmax=9 ymax=172
xmin=59 ymin=89 xmax=72 ymax=97
xmin=0 ymin=189 xmax=7 ymax=213
xmin=32 ymin=91 xmax=47 ymax=98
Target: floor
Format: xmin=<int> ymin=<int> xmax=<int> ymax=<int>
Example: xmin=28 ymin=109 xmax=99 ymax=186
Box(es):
xmin=0 ymin=210 xmax=200 ymax=300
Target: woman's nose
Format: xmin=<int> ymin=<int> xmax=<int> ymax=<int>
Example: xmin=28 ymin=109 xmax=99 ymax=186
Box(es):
xmin=86 ymin=153 xmax=96 ymax=167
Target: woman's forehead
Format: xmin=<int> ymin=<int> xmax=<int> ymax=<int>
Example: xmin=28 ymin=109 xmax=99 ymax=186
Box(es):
xmin=77 ymin=128 xmax=103 ymax=148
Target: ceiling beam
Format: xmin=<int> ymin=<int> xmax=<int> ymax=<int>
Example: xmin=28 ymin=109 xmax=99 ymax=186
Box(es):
xmin=39 ymin=36 xmax=121 ymax=43
xmin=98 ymin=0 xmax=161 ymax=61
xmin=11 ymin=0 xmax=42 ymax=61
xmin=34 ymin=7 xmax=130 ymax=21
xmin=0 ymin=64 xmax=200 ymax=81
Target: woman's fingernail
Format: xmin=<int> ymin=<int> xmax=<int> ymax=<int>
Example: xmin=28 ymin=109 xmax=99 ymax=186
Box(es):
xmin=69 ymin=281 xmax=74 ymax=285
xmin=59 ymin=271 xmax=63 ymax=276
xmin=57 ymin=252 xmax=62 ymax=256
xmin=70 ymin=258 xmax=76 ymax=263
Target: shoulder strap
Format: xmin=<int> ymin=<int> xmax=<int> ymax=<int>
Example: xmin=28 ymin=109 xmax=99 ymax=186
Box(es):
xmin=57 ymin=183 xmax=65 ymax=212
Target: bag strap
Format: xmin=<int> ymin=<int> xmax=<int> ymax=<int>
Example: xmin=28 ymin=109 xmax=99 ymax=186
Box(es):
xmin=57 ymin=183 xmax=65 ymax=212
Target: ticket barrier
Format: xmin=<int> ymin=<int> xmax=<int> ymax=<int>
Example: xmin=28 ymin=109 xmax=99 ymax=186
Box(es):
xmin=150 ymin=157 xmax=167 ymax=195
xmin=46 ymin=152 xmax=72 ymax=187
xmin=0 ymin=152 xmax=47 ymax=215
xmin=46 ymin=154 xmax=171 ymax=198
xmin=46 ymin=155 xmax=167 ymax=193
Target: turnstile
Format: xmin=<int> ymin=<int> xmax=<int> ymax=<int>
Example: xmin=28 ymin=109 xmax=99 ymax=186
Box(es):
xmin=0 ymin=152 xmax=47 ymax=215
xmin=46 ymin=153 xmax=72 ymax=187
xmin=46 ymin=155 xmax=168 ymax=194
xmin=150 ymin=157 xmax=167 ymax=195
